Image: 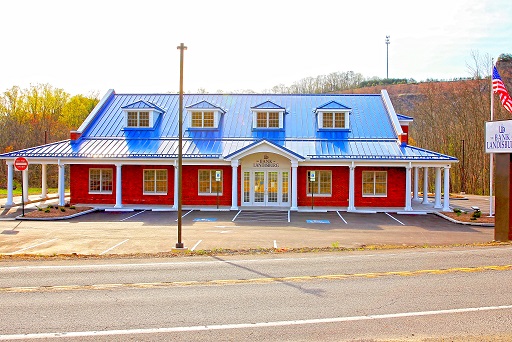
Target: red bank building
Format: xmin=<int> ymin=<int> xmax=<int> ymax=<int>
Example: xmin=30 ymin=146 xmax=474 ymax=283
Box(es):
xmin=1 ymin=90 xmax=457 ymax=211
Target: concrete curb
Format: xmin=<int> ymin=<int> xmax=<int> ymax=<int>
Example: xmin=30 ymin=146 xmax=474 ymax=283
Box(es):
xmin=434 ymin=212 xmax=494 ymax=227
xmin=15 ymin=208 xmax=98 ymax=221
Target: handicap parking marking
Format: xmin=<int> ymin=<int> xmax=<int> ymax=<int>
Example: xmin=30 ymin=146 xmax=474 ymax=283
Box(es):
xmin=336 ymin=211 xmax=348 ymax=224
xmin=306 ymin=219 xmax=330 ymax=224
xmin=193 ymin=218 xmax=218 ymax=222
xmin=385 ymin=212 xmax=405 ymax=225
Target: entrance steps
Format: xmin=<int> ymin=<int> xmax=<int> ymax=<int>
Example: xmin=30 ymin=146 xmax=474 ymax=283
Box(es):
xmin=235 ymin=210 xmax=289 ymax=223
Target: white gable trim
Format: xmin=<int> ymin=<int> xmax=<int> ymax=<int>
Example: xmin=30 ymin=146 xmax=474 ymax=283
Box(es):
xmin=225 ymin=140 xmax=304 ymax=162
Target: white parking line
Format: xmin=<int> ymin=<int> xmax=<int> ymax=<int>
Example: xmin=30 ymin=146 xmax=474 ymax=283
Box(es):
xmin=99 ymin=239 xmax=129 ymax=255
xmin=7 ymin=239 xmax=58 ymax=255
xmin=273 ymin=240 xmax=278 ymax=248
xmin=287 ymin=210 xmax=290 ymax=223
xmin=232 ymin=210 xmax=242 ymax=222
xmin=175 ymin=210 xmax=193 ymax=222
xmin=3 ymin=305 xmax=511 ymax=340
xmin=191 ymin=240 xmax=202 ymax=251
xmin=336 ymin=211 xmax=348 ymax=224
xmin=120 ymin=210 xmax=146 ymax=222
xmin=385 ymin=212 xmax=405 ymax=225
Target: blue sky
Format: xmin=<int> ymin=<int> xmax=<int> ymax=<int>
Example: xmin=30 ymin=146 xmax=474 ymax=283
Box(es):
xmin=1 ymin=0 xmax=511 ymax=96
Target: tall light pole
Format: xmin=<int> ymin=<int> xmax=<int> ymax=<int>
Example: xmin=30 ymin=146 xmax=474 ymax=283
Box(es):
xmin=176 ymin=42 xmax=187 ymax=249
xmin=385 ymin=35 xmax=390 ymax=79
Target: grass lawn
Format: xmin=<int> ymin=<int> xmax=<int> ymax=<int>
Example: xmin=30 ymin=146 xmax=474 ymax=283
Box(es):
xmin=0 ymin=187 xmax=67 ymax=199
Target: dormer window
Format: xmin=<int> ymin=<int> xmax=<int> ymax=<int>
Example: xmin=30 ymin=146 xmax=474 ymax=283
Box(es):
xmin=122 ymin=100 xmax=165 ymax=129
xmin=186 ymin=101 xmax=225 ymax=129
xmin=127 ymin=111 xmax=150 ymax=127
xmin=251 ymin=101 xmax=285 ymax=130
xmin=191 ymin=111 xmax=215 ymax=128
xmin=315 ymin=101 xmax=351 ymax=130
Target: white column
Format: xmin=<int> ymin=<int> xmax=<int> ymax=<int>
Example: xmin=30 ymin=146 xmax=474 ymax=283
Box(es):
xmin=22 ymin=169 xmax=29 ymax=203
xmin=57 ymin=162 xmax=65 ymax=206
xmin=40 ymin=164 xmax=48 ymax=199
xmin=443 ymin=166 xmax=451 ymax=211
xmin=291 ymin=161 xmax=298 ymax=211
xmin=173 ymin=161 xmax=178 ymax=209
xmin=231 ymin=160 xmax=239 ymax=210
xmin=412 ymin=167 xmax=419 ymax=201
xmin=114 ymin=163 xmax=123 ymax=208
xmin=5 ymin=161 xmax=14 ymax=207
xmin=434 ymin=167 xmax=442 ymax=209
xmin=422 ymin=167 xmax=429 ymax=204
xmin=404 ymin=164 xmax=413 ymax=211
xmin=348 ymin=163 xmax=356 ymax=211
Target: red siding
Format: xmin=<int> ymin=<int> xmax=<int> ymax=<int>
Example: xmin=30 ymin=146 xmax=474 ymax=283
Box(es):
xmin=182 ymin=165 xmax=232 ymax=206
xmin=401 ymin=125 xmax=409 ymax=144
xmin=122 ymin=165 xmax=174 ymax=205
xmin=355 ymin=167 xmax=405 ymax=207
xmin=297 ymin=166 xmax=349 ymax=207
xmin=70 ymin=164 xmax=116 ymax=204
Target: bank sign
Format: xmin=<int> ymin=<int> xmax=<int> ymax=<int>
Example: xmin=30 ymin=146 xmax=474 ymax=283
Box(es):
xmin=486 ymin=120 xmax=512 ymax=153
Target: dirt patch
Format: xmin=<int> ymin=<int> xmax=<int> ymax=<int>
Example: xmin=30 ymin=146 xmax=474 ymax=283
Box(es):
xmin=23 ymin=206 xmax=93 ymax=219
xmin=442 ymin=211 xmax=495 ymax=224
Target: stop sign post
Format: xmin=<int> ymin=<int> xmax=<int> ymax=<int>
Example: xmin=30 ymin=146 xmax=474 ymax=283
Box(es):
xmin=14 ymin=157 xmax=28 ymax=216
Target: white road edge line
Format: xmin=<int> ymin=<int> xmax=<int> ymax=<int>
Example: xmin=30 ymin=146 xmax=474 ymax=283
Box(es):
xmin=273 ymin=240 xmax=278 ymax=249
xmin=120 ymin=210 xmax=146 ymax=222
xmin=191 ymin=240 xmax=202 ymax=251
xmin=175 ymin=210 xmax=193 ymax=222
xmin=232 ymin=210 xmax=242 ymax=222
xmin=99 ymin=239 xmax=129 ymax=255
xmin=7 ymin=239 xmax=58 ymax=255
xmin=336 ymin=211 xmax=348 ymax=224
xmin=385 ymin=212 xmax=405 ymax=225
xmin=2 ymin=305 xmax=512 ymax=340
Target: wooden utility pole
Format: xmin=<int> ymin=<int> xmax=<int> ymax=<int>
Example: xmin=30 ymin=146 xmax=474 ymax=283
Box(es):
xmin=176 ymin=43 xmax=187 ymax=249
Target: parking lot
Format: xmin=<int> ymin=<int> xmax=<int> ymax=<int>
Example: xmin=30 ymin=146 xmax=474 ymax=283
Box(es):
xmin=0 ymin=208 xmax=495 ymax=256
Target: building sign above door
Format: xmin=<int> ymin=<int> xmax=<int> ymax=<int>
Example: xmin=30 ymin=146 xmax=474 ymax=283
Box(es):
xmin=253 ymin=154 xmax=279 ymax=168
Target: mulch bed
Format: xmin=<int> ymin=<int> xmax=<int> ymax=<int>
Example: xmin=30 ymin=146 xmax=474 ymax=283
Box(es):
xmin=442 ymin=211 xmax=494 ymax=224
xmin=23 ymin=206 xmax=93 ymax=218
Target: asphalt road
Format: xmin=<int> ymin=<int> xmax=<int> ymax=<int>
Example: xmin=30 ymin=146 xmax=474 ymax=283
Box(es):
xmin=1 ymin=246 xmax=512 ymax=341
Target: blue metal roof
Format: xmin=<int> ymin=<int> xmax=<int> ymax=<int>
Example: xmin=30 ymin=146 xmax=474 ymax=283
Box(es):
xmin=0 ymin=91 xmax=457 ymax=163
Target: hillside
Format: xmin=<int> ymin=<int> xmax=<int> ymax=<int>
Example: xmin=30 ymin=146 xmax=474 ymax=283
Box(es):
xmin=339 ymin=60 xmax=512 ymax=195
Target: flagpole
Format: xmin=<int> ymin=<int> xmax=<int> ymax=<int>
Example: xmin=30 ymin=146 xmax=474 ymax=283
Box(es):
xmin=489 ymin=58 xmax=494 ymax=217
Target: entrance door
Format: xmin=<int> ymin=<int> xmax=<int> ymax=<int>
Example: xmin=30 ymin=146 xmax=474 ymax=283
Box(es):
xmin=243 ymin=170 xmax=289 ymax=207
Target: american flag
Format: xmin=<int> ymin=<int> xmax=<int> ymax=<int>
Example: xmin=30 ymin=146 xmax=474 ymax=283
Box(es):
xmin=493 ymin=65 xmax=512 ymax=113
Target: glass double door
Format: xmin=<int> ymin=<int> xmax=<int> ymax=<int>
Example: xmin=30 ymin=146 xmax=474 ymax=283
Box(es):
xmin=243 ymin=170 xmax=289 ymax=206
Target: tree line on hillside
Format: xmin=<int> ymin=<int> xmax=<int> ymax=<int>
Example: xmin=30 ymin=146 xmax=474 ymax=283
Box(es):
xmin=0 ymin=84 xmax=99 ymax=188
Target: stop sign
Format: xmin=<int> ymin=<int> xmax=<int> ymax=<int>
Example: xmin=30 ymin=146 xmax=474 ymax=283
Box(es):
xmin=14 ymin=157 xmax=28 ymax=171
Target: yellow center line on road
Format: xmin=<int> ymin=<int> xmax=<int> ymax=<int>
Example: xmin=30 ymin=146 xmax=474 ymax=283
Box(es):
xmin=2 ymin=264 xmax=511 ymax=293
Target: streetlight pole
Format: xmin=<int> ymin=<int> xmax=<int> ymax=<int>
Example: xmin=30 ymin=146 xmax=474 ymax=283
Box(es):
xmin=176 ymin=42 xmax=187 ymax=249
xmin=385 ymin=35 xmax=390 ymax=79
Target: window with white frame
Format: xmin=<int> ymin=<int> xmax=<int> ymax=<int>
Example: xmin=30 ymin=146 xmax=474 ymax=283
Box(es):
xmin=317 ymin=110 xmax=350 ymax=129
xmin=127 ymin=111 xmax=150 ymax=128
xmin=253 ymin=111 xmax=283 ymax=129
xmin=89 ymin=168 xmax=113 ymax=194
xmin=198 ymin=170 xmax=223 ymax=195
xmin=143 ymin=169 xmax=167 ymax=194
xmin=191 ymin=111 xmax=215 ymax=128
xmin=307 ymin=170 xmax=332 ymax=196
xmin=362 ymin=171 xmax=387 ymax=196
